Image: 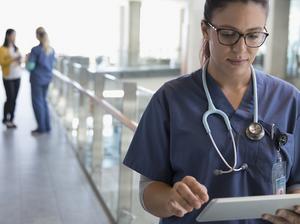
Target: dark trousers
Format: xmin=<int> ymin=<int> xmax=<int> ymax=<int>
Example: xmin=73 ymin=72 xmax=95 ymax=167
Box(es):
xmin=3 ymin=78 xmax=21 ymax=122
xmin=31 ymin=84 xmax=50 ymax=132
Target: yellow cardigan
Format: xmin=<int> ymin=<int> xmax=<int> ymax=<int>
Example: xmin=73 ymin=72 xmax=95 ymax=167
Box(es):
xmin=0 ymin=46 xmax=13 ymax=77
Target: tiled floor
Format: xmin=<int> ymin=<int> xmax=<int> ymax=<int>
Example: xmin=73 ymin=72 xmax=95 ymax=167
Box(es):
xmin=0 ymin=74 xmax=111 ymax=224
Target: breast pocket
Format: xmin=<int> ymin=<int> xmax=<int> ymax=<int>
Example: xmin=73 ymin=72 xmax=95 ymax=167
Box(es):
xmin=256 ymin=132 xmax=294 ymax=183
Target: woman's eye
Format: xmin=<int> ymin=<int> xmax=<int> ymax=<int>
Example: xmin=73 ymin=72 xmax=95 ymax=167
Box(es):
xmin=247 ymin=33 xmax=260 ymax=40
xmin=220 ymin=30 xmax=236 ymax=37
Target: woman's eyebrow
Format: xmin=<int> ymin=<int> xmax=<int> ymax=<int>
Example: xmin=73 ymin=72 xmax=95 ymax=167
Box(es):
xmin=217 ymin=24 xmax=264 ymax=32
xmin=246 ymin=27 xmax=265 ymax=32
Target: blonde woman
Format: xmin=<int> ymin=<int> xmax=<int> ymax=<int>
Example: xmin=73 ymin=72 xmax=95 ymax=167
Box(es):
xmin=27 ymin=28 xmax=55 ymax=135
xmin=0 ymin=29 xmax=22 ymax=128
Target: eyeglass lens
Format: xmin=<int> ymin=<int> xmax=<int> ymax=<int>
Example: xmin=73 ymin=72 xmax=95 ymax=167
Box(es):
xmin=218 ymin=29 xmax=267 ymax=47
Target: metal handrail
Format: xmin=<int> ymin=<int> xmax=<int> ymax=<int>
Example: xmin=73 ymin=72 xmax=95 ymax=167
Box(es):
xmin=53 ymin=70 xmax=138 ymax=131
xmin=104 ymin=73 xmax=155 ymax=95
xmin=52 ymin=62 xmax=159 ymax=224
xmin=137 ymin=86 xmax=155 ymax=95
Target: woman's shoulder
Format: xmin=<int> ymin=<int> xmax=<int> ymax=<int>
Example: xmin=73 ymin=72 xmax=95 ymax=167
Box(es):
xmin=30 ymin=45 xmax=40 ymax=53
xmin=155 ymin=70 xmax=200 ymax=96
xmin=33 ymin=44 xmax=46 ymax=51
xmin=0 ymin=46 xmax=8 ymax=52
xmin=257 ymin=69 xmax=300 ymax=95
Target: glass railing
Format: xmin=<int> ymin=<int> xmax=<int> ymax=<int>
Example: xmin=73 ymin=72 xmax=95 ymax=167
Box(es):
xmin=49 ymin=56 xmax=159 ymax=224
xmin=136 ymin=86 xmax=154 ymax=122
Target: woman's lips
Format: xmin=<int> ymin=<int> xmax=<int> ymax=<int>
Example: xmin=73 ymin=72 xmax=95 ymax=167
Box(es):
xmin=227 ymin=58 xmax=248 ymax=65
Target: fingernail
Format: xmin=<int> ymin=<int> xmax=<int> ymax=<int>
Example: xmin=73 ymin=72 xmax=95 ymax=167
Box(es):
xmin=205 ymin=195 xmax=209 ymax=202
xmin=196 ymin=202 xmax=202 ymax=209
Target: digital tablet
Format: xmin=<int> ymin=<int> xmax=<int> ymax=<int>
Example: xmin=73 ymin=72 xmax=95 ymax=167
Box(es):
xmin=196 ymin=194 xmax=300 ymax=222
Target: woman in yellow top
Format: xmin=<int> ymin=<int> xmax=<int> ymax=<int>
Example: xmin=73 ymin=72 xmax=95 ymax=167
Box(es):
xmin=0 ymin=29 xmax=22 ymax=128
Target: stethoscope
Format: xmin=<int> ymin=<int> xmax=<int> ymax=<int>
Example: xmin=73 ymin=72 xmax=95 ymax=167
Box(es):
xmin=202 ymin=61 xmax=265 ymax=175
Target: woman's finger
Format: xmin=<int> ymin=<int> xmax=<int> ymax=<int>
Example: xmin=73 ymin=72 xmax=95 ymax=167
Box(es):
xmin=168 ymin=199 xmax=188 ymax=217
xmin=276 ymin=209 xmax=300 ymax=224
xmin=174 ymin=181 xmax=201 ymax=209
xmin=182 ymin=176 xmax=209 ymax=203
xmin=262 ymin=213 xmax=289 ymax=224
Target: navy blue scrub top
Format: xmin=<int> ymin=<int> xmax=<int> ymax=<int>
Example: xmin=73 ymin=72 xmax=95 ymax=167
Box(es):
xmin=123 ymin=69 xmax=300 ymax=224
xmin=28 ymin=44 xmax=55 ymax=85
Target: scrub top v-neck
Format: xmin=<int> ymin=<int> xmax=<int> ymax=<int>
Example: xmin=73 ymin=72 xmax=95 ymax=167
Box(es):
xmin=123 ymin=68 xmax=300 ymax=224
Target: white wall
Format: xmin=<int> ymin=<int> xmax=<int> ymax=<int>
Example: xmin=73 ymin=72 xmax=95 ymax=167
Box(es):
xmin=0 ymin=0 xmax=121 ymax=58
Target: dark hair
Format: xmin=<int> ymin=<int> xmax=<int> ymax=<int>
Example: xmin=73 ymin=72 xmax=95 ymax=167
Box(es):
xmin=200 ymin=0 xmax=269 ymax=65
xmin=3 ymin=29 xmax=18 ymax=52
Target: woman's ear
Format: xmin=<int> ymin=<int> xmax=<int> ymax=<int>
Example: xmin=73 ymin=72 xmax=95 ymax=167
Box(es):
xmin=201 ymin=20 xmax=209 ymax=40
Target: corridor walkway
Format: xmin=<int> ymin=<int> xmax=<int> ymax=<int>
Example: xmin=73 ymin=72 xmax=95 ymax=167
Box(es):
xmin=0 ymin=73 xmax=111 ymax=224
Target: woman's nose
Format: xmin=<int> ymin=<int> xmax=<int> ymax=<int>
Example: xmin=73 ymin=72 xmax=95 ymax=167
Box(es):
xmin=232 ymin=36 xmax=248 ymax=52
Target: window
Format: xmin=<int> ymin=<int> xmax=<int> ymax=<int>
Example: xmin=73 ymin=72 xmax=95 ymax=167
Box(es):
xmin=287 ymin=0 xmax=300 ymax=76
xmin=139 ymin=1 xmax=183 ymax=64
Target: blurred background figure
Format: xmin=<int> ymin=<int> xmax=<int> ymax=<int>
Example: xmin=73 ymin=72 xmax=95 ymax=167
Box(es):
xmin=26 ymin=27 xmax=55 ymax=135
xmin=0 ymin=29 xmax=22 ymax=129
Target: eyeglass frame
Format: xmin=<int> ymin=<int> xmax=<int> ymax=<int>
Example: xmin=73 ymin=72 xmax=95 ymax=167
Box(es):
xmin=204 ymin=21 xmax=269 ymax=48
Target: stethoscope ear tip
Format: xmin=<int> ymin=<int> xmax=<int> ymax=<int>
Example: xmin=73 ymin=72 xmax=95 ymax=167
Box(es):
xmin=214 ymin=169 xmax=223 ymax=176
xmin=214 ymin=163 xmax=248 ymax=176
xmin=241 ymin=163 xmax=248 ymax=170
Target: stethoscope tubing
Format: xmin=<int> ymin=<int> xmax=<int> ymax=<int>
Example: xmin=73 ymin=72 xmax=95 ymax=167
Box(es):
xmin=202 ymin=61 xmax=258 ymax=174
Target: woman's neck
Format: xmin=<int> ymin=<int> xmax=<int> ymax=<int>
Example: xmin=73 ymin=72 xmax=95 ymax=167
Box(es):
xmin=207 ymin=62 xmax=251 ymax=91
xmin=207 ymin=62 xmax=252 ymax=110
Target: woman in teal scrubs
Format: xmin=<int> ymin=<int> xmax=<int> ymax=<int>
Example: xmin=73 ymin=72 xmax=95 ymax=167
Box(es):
xmin=124 ymin=0 xmax=300 ymax=223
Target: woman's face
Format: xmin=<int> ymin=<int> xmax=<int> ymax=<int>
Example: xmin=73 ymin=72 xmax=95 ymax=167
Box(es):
xmin=36 ymin=27 xmax=45 ymax=41
xmin=36 ymin=32 xmax=40 ymax=41
xmin=8 ymin=32 xmax=16 ymax=44
xmin=203 ymin=2 xmax=267 ymax=77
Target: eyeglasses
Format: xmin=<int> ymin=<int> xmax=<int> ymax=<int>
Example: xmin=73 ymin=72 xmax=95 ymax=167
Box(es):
xmin=205 ymin=21 xmax=269 ymax=48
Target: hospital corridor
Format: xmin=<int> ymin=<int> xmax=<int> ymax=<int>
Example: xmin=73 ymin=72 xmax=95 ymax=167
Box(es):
xmin=0 ymin=0 xmax=300 ymax=224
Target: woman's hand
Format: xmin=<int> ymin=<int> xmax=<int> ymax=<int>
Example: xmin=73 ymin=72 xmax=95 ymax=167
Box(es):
xmin=262 ymin=206 xmax=300 ymax=224
xmin=167 ymin=176 xmax=209 ymax=217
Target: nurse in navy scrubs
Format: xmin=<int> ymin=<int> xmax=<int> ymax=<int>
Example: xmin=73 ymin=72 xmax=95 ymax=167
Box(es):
xmin=124 ymin=0 xmax=300 ymax=223
xmin=27 ymin=27 xmax=55 ymax=135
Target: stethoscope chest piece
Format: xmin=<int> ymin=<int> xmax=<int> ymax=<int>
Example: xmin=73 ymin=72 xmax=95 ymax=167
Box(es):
xmin=245 ymin=122 xmax=265 ymax=141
